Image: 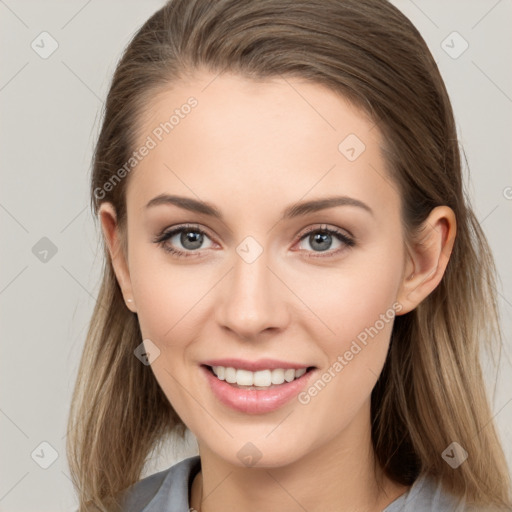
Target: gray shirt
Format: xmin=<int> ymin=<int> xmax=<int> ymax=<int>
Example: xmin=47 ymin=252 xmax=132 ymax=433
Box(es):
xmin=119 ymin=455 xmax=468 ymax=511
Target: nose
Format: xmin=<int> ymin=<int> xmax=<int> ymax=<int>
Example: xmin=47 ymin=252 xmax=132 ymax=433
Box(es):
xmin=215 ymin=248 xmax=290 ymax=341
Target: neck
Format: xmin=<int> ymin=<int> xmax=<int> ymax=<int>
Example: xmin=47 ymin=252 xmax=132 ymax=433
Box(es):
xmin=189 ymin=400 xmax=409 ymax=512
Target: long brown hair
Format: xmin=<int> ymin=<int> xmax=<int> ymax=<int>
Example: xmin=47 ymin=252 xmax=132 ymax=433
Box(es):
xmin=66 ymin=0 xmax=512 ymax=510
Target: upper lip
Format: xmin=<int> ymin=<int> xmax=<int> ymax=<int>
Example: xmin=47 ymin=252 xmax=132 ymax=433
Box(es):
xmin=201 ymin=358 xmax=314 ymax=372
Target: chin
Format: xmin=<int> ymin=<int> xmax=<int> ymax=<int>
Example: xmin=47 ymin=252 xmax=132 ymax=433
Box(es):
xmin=206 ymin=435 xmax=310 ymax=470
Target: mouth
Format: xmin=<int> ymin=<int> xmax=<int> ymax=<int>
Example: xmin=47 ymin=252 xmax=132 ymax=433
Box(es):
xmin=200 ymin=361 xmax=318 ymax=414
xmin=202 ymin=364 xmax=317 ymax=390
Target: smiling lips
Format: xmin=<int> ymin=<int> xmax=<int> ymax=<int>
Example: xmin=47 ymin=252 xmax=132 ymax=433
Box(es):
xmin=200 ymin=358 xmax=316 ymax=413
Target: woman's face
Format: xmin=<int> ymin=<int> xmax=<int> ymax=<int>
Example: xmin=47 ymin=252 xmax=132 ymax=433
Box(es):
xmin=104 ymin=72 xmax=412 ymax=467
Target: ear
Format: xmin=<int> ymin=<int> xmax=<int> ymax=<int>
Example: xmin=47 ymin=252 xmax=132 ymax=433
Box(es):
xmin=98 ymin=202 xmax=137 ymax=313
xmin=396 ymin=205 xmax=456 ymax=315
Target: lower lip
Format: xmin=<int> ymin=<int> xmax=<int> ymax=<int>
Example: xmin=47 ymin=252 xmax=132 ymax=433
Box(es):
xmin=200 ymin=365 xmax=315 ymax=414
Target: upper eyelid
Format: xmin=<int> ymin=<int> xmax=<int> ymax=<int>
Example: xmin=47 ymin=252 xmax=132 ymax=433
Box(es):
xmin=155 ymin=224 xmax=214 ymax=244
xmin=297 ymin=224 xmax=354 ymax=240
xmin=158 ymin=223 xmax=210 ymax=237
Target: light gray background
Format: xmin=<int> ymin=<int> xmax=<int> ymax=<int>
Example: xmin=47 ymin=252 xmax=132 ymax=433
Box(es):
xmin=1 ymin=1 xmax=511 ymax=510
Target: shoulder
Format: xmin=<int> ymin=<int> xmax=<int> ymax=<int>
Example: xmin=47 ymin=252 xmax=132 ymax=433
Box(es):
xmin=383 ymin=473 xmax=468 ymax=512
xmin=118 ymin=455 xmax=201 ymax=512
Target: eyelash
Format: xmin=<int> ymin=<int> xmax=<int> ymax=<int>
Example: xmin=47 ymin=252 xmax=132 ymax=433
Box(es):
xmin=153 ymin=223 xmax=355 ymax=259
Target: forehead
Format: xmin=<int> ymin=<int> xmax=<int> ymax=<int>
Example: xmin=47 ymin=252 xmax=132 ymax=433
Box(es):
xmin=127 ymin=72 xmax=399 ymax=221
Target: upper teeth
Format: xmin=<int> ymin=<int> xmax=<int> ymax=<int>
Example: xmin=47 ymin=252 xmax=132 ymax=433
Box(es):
xmin=211 ymin=366 xmax=307 ymax=387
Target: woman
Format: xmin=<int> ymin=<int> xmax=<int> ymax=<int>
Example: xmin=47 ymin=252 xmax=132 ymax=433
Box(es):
xmin=66 ymin=0 xmax=512 ymax=510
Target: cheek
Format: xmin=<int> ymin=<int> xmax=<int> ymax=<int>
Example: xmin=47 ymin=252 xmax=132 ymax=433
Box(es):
xmin=127 ymin=228 xmax=211 ymax=343
xmin=292 ymin=247 xmax=402 ymax=348
xmin=127 ymin=247 xmax=209 ymax=423
xmin=288 ymin=250 xmax=401 ymax=418
xmin=331 ymin=269 xmax=398 ymax=346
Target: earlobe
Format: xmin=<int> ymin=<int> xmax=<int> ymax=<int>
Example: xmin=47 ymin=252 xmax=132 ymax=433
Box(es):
xmin=396 ymin=206 xmax=456 ymax=315
xmin=98 ymin=202 xmax=137 ymax=313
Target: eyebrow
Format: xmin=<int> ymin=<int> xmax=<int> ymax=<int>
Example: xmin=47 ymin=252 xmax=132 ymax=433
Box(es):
xmin=145 ymin=194 xmax=374 ymax=219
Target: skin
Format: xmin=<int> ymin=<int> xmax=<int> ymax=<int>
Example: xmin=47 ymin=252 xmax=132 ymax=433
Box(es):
xmin=99 ymin=72 xmax=456 ymax=512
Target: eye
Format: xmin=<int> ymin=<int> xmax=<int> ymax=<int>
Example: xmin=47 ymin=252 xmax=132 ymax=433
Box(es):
xmin=153 ymin=224 xmax=214 ymax=258
xmin=294 ymin=224 xmax=355 ymax=257
xmin=153 ymin=223 xmax=355 ymax=259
